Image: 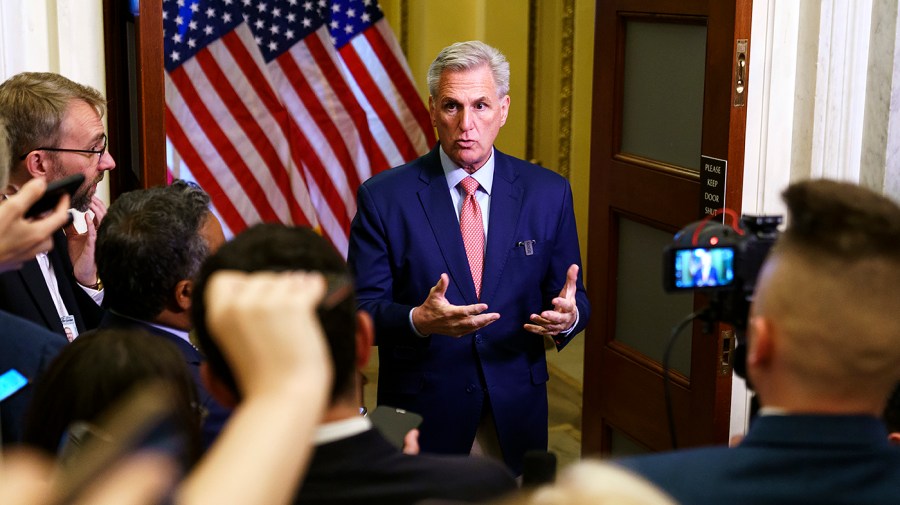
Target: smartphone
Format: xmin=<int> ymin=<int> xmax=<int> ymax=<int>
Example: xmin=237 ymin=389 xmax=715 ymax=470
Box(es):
xmin=24 ymin=173 xmax=85 ymax=218
xmin=0 ymin=368 xmax=28 ymax=402
xmin=50 ymin=381 xmax=185 ymax=505
xmin=369 ymin=405 xmax=423 ymax=449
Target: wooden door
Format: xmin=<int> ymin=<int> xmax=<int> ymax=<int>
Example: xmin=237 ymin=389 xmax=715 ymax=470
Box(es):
xmin=582 ymin=0 xmax=752 ymax=455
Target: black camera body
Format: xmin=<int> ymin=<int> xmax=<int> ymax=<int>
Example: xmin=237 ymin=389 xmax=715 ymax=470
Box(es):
xmin=663 ymin=214 xmax=782 ymax=331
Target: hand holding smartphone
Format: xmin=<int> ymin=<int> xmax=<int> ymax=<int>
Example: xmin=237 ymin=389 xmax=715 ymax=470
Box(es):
xmin=369 ymin=405 xmax=423 ymax=450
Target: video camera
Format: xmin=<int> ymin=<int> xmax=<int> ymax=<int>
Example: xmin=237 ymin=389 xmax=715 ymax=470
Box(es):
xmin=663 ymin=213 xmax=782 ymax=331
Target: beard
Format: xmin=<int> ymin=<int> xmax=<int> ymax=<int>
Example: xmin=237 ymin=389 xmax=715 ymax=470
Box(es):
xmin=70 ymin=173 xmax=103 ymax=212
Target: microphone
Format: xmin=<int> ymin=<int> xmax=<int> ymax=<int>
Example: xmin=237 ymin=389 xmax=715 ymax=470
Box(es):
xmin=522 ymin=450 xmax=557 ymax=487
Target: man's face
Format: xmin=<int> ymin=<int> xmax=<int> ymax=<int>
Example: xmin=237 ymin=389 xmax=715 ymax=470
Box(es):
xmin=429 ymin=64 xmax=510 ymax=173
xmin=45 ymin=99 xmax=116 ymax=211
xmin=200 ymin=212 xmax=226 ymax=253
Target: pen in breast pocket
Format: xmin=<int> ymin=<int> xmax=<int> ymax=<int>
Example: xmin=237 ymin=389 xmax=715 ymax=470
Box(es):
xmin=516 ymin=240 xmax=535 ymax=256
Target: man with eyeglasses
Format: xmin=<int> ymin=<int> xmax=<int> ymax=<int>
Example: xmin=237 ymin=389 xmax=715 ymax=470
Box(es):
xmin=0 ymin=72 xmax=115 ymax=339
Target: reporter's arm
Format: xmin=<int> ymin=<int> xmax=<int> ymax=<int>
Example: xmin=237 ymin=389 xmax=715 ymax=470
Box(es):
xmin=0 ymin=179 xmax=70 ymax=273
xmin=177 ymin=271 xmax=333 ymax=505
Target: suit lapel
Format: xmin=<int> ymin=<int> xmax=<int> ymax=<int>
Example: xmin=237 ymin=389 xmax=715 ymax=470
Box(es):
xmin=48 ymin=249 xmax=86 ymax=332
xmin=417 ymin=149 xmax=479 ymax=304
xmin=51 ymin=230 xmax=91 ymax=332
xmin=481 ymin=151 xmax=522 ymax=304
xmin=17 ymin=260 xmax=63 ymax=331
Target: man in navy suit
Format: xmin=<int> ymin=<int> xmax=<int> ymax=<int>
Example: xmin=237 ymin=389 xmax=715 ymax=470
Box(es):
xmin=348 ymin=41 xmax=590 ymax=474
xmin=0 ymin=311 xmax=66 ymax=446
xmin=618 ymin=179 xmax=900 ymax=505
xmin=94 ymin=180 xmax=230 ymax=450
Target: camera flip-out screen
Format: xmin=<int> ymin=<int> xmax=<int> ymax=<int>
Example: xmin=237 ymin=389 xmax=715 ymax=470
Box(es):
xmin=672 ymin=247 xmax=735 ymax=289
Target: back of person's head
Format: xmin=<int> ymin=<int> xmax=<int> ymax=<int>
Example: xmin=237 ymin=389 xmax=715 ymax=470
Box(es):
xmin=96 ymin=180 xmax=216 ymax=321
xmin=0 ymin=72 xmax=106 ymax=176
xmin=22 ymin=328 xmax=202 ymax=463
xmin=192 ymin=223 xmax=355 ymax=404
xmin=427 ymin=40 xmax=510 ymax=98
xmin=884 ymin=382 xmax=900 ymax=443
xmin=494 ymin=461 xmax=677 ymax=505
xmin=750 ymin=179 xmax=900 ymax=402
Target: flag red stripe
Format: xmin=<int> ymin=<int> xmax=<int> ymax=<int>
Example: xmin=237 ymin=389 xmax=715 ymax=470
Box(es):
xmin=285 ymin=117 xmax=353 ymax=234
xmin=220 ymin=31 xmax=310 ymax=225
xmin=167 ymin=66 xmax=279 ymax=222
xmin=275 ymin=55 xmax=356 ymax=229
xmin=195 ymin=44 xmax=295 ymax=221
xmin=365 ymin=25 xmax=436 ymax=148
xmin=165 ymin=106 xmax=247 ymax=233
xmin=276 ymin=52 xmax=362 ymax=193
xmin=339 ymin=45 xmax=420 ymax=161
xmin=305 ymin=33 xmax=390 ymax=175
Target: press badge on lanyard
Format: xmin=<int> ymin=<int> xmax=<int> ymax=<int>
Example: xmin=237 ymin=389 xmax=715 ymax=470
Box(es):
xmin=61 ymin=314 xmax=78 ymax=342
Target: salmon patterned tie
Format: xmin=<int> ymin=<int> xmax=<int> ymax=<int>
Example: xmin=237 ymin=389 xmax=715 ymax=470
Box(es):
xmin=459 ymin=176 xmax=484 ymax=299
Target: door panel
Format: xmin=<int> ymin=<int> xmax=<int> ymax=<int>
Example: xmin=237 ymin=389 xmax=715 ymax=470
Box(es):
xmin=615 ymin=217 xmax=694 ymax=376
xmin=583 ymin=0 xmax=752 ymax=455
xmin=620 ymin=18 xmax=707 ymax=169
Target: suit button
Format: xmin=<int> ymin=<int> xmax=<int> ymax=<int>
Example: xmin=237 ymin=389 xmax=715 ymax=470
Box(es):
xmin=466 ymin=384 xmax=476 ymax=393
xmin=474 ymin=334 xmax=483 ymax=344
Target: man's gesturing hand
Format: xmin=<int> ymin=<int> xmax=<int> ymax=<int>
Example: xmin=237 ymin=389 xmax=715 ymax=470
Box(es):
xmin=411 ymin=273 xmax=500 ymax=337
xmin=0 ymin=178 xmax=70 ymax=274
xmin=524 ymin=264 xmax=579 ymax=336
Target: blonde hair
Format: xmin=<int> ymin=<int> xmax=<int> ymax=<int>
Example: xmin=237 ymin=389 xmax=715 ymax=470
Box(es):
xmin=0 ymin=72 xmax=106 ymax=174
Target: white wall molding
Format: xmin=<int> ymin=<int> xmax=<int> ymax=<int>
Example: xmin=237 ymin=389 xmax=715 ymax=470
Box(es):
xmin=737 ymin=0 xmax=900 ymax=436
xmin=809 ymin=0 xmax=873 ymax=183
xmin=742 ymin=0 xmax=801 ymax=219
xmin=862 ymin=0 xmax=900 ymax=202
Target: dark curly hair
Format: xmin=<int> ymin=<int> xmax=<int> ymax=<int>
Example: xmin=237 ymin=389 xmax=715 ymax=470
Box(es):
xmin=96 ymin=180 xmax=212 ymax=320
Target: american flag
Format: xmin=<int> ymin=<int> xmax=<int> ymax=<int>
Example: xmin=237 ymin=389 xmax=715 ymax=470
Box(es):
xmin=164 ymin=0 xmax=434 ymax=255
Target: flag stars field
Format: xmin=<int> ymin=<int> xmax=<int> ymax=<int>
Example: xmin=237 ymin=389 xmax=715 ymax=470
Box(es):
xmin=163 ymin=0 xmax=433 ymax=256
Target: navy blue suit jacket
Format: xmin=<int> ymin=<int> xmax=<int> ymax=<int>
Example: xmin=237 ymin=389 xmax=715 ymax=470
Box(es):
xmin=0 ymin=311 xmax=67 ymax=446
xmin=617 ymin=415 xmax=900 ymax=505
xmin=98 ymin=311 xmax=231 ymax=450
xmin=295 ymin=427 xmax=516 ymax=504
xmin=0 ymin=231 xmax=103 ymax=337
xmin=348 ymin=147 xmax=589 ymax=474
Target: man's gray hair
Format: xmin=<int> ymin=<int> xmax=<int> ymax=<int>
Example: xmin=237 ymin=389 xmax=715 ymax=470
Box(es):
xmin=427 ymin=41 xmax=510 ymax=98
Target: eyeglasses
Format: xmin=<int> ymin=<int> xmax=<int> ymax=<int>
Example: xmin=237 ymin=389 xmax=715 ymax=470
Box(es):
xmin=18 ymin=134 xmax=108 ymax=161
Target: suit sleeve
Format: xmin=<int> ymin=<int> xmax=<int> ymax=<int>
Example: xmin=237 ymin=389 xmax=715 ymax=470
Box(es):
xmin=546 ymin=181 xmax=590 ymax=350
xmin=348 ymin=184 xmax=419 ymax=344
